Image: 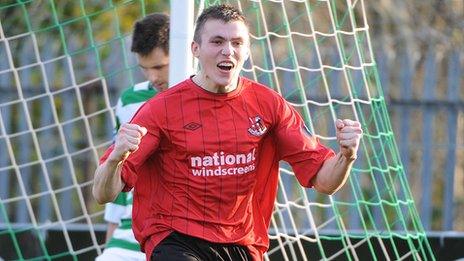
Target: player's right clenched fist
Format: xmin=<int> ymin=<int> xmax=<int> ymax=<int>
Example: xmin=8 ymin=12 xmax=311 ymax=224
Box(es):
xmin=108 ymin=123 xmax=148 ymax=162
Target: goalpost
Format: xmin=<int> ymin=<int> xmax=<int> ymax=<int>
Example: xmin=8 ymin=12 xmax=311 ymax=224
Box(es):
xmin=0 ymin=0 xmax=434 ymax=260
xmin=169 ymin=0 xmax=194 ymax=86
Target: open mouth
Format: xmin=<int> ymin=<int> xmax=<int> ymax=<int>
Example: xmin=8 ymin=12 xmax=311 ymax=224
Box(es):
xmin=217 ymin=61 xmax=234 ymax=71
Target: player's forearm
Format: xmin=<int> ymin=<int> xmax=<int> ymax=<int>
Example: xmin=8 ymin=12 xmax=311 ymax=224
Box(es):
xmin=312 ymin=152 xmax=355 ymax=195
xmin=105 ymin=222 xmax=119 ymax=244
xmin=92 ymin=158 xmax=125 ymax=204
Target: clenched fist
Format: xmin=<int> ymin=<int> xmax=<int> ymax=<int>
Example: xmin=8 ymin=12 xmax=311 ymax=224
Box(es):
xmin=335 ymin=119 xmax=363 ymax=160
xmin=108 ymin=123 xmax=148 ymax=162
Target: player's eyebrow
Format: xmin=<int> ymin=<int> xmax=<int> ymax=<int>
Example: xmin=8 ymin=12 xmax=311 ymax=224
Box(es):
xmin=209 ymin=35 xmax=245 ymax=42
xmin=139 ymin=63 xmax=168 ymax=69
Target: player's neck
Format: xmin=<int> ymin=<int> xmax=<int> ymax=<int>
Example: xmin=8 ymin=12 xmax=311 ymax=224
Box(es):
xmin=192 ymin=74 xmax=237 ymax=94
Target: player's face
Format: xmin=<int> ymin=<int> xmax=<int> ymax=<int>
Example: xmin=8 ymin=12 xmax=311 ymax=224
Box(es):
xmin=191 ymin=19 xmax=250 ymax=91
xmin=137 ymin=47 xmax=169 ymax=92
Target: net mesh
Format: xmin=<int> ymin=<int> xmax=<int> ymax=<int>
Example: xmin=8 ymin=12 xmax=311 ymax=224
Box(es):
xmin=0 ymin=0 xmax=434 ymax=260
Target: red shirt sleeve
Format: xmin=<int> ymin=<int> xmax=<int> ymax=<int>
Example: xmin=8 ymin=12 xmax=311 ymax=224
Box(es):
xmin=120 ymin=101 xmax=162 ymax=191
xmin=273 ymin=97 xmax=335 ymax=187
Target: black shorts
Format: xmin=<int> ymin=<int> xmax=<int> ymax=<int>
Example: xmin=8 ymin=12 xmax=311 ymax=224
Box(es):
xmin=150 ymin=231 xmax=252 ymax=261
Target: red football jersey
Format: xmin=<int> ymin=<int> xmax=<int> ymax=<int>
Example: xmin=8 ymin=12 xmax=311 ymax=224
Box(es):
xmin=100 ymin=77 xmax=335 ymax=260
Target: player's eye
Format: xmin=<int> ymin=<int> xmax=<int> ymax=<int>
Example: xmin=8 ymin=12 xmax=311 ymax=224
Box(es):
xmin=153 ymin=64 xmax=168 ymax=70
xmin=211 ymin=40 xmax=223 ymax=45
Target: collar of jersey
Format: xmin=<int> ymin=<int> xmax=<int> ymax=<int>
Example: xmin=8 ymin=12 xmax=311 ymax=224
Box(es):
xmin=133 ymin=81 xmax=152 ymax=91
xmin=188 ymin=76 xmax=244 ymax=99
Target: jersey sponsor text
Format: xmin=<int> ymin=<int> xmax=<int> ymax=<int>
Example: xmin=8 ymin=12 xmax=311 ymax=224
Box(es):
xmin=190 ymin=149 xmax=256 ymax=177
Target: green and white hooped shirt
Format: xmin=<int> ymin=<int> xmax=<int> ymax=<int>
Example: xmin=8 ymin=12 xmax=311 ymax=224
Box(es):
xmin=104 ymin=81 xmax=157 ymax=251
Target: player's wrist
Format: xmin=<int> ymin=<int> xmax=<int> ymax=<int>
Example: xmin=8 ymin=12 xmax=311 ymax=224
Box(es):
xmin=339 ymin=151 xmax=357 ymax=162
xmin=107 ymin=149 xmax=127 ymax=164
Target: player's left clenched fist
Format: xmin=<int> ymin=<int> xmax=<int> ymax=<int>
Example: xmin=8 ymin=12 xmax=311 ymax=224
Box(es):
xmin=335 ymin=119 xmax=363 ymax=160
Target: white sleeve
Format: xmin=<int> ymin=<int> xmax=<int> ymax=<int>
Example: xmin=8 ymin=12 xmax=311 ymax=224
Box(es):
xmin=103 ymin=202 xmax=126 ymax=224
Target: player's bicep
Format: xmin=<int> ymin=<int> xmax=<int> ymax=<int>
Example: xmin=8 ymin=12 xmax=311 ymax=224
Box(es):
xmin=273 ymin=101 xmax=314 ymax=158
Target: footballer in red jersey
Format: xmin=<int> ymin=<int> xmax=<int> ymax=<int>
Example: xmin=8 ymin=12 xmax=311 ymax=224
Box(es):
xmin=94 ymin=5 xmax=363 ymax=261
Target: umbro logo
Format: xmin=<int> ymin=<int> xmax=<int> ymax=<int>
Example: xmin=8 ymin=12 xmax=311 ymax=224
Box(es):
xmin=184 ymin=122 xmax=202 ymax=131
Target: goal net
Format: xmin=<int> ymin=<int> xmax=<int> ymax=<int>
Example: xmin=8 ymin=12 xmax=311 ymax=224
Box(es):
xmin=0 ymin=0 xmax=434 ymax=260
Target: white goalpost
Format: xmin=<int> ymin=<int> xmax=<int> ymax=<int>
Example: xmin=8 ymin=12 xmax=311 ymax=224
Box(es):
xmin=168 ymin=0 xmax=195 ymax=86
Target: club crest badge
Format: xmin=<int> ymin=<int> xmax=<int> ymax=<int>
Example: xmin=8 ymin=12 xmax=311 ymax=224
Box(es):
xmin=248 ymin=115 xmax=267 ymax=137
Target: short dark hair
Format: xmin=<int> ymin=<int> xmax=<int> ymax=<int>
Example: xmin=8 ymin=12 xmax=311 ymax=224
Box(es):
xmin=193 ymin=4 xmax=248 ymax=44
xmin=131 ymin=13 xmax=169 ymax=56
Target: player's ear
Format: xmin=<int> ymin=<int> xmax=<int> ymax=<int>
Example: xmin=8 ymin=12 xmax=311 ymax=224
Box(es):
xmin=191 ymin=41 xmax=200 ymax=58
